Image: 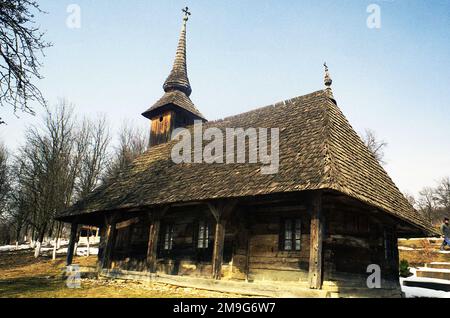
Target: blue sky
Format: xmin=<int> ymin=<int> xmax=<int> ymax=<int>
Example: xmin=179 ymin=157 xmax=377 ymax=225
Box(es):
xmin=1 ymin=0 xmax=449 ymax=196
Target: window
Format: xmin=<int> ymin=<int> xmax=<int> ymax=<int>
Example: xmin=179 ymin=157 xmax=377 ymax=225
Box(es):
xmin=197 ymin=220 xmax=210 ymax=249
xmin=163 ymin=225 xmax=174 ymax=251
xmin=282 ymin=219 xmax=302 ymax=251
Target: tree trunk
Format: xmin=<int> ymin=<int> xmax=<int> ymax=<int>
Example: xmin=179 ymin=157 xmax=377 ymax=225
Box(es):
xmin=73 ymin=226 xmax=80 ymax=256
xmin=52 ymin=237 xmax=57 ymax=260
xmin=56 ymin=223 xmax=63 ymax=249
xmin=66 ymin=223 xmax=78 ymax=266
xmin=34 ymin=225 xmax=47 ymax=259
xmin=30 ymin=227 xmax=35 ymax=248
xmin=86 ymin=227 xmax=91 ymax=257
xmin=34 ymin=241 xmax=41 ymax=258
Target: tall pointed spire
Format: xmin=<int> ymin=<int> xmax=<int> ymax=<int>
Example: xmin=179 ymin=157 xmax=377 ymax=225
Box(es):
xmin=142 ymin=7 xmax=205 ymax=122
xmin=163 ymin=7 xmax=192 ymax=96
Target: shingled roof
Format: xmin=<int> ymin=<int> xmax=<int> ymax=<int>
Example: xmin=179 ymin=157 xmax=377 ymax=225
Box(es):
xmin=57 ymin=89 xmax=434 ymax=235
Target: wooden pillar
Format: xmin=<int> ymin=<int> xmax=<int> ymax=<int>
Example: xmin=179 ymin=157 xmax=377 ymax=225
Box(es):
xmin=101 ymin=215 xmax=117 ymax=269
xmin=244 ymin=227 xmax=251 ymax=282
xmin=97 ymin=226 xmax=106 ymax=270
xmin=309 ymin=192 xmax=324 ymax=289
xmin=208 ymin=201 xmax=237 ymax=280
xmin=212 ymin=220 xmax=226 ymax=280
xmin=389 ymin=226 xmax=400 ymax=282
xmin=146 ymin=207 xmax=168 ymax=273
xmin=146 ymin=219 xmax=161 ymax=273
xmin=66 ymin=222 xmax=78 ymax=266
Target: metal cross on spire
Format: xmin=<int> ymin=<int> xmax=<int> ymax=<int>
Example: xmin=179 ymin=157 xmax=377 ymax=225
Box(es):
xmin=182 ymin=7 xmax=191 ymax=21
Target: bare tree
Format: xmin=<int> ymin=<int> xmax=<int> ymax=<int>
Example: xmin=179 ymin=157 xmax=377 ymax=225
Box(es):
xmin=404 ymin=192 xmax=417 ymax=208
xmin=361 ymin=129 xmax=388 ymax=165
xmin=435 ymin=177 xmax=450 ymax=211
xmin=0 ymin=142 xmax=11 ymax=220
xmin=417 ymin=187 xmax=439 ymax=224
xmin=13 ymin=101 xmax=78 ymax=257
xmin=75 ymin=115 xmax=110 ymax=199
xmin=0 ymin=0 xmax=51 ymax=124
xmin=103 ymin=121 xmax=148 ymax=182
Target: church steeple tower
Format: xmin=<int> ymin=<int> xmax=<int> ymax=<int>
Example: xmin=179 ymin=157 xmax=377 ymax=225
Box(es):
xmin=163 ymin=7 xmax=192 ymax=96
xmin=142 ymin=7 xmax=206 ymax=147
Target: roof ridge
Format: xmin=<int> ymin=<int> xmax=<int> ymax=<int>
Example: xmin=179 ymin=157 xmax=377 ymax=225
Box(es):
xmin=320 ymin=96 xmax=343 ymax=190
xmin=207 ymin=90 xmax=327 ymax=126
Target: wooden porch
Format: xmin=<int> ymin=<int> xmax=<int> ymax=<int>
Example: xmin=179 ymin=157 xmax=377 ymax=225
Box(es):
xmin=65 ymin=190 xmax=406 ymax=297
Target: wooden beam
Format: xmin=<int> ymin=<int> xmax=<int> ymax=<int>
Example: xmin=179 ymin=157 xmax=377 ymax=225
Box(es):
xmin=146 ymin=207 xmax=169 ymax=273
xmin=97 ymin=226 xmax=106 ymax=269
xmin=116 ymin=217 xmax=140 ymax=230
xmin=101 ymin=214 xmax=118 ymax=269
xmin=146 ymin=219 xmax=161 ymax=273
xmin=309 ymin=192 xmax=324 ymax=289
xmin=244 ymin=228 xmax=251 ymax=282
xmin=212 ymin=220 xmax=226 ymax=280
xmin=208 ymin=200 xmax=237 ymax=280
xmin=66 ymin=222 xmax=78 ymax=266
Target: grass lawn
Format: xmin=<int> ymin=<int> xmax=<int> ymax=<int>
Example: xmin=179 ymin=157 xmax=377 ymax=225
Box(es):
xmin=0 ymin=249 xmax=243 ymax=298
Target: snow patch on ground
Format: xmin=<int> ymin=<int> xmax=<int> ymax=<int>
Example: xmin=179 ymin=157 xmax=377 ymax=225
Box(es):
xmin=417 ymin=267 xmax=450 ymax=273
xmin=0 ymin=242 xmax=98 ymax=256
xmin=0 ymin=244 xmax=32 ymax=252
xmin=401 ymin=284 xmax=450 ymax=298
xmin=398 ymin=246 xmax=415 ymax=250
xmin=40 ymin=246 xmax=98 ymax=256
xmin=397 ymin=246 xmax=450 ymax=253
xmin=401 ymin=267 xmax=450 ymax=298
xmin=399 ymin=237 xmax=442 ymax=241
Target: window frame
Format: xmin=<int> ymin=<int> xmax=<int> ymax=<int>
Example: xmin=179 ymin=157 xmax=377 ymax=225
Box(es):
xmin=162 ymin=224 xmax=174 ymax=252
xmin=196 ymin=220 xmax=210 ymax=250
xmin=280 ymin=218 xmax=302 ymax=252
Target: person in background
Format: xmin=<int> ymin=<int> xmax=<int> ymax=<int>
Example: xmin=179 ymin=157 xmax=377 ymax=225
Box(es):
xmin=440 ymin=217 xmax=450 ymax=251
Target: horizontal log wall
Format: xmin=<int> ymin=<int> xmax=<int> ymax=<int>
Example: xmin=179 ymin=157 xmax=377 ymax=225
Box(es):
xmin=244 ymin=208 xmax=311 ymax=282
xmin=322 ymin=193 xmax=400 ymax=289
xmin=101 ymin=192 xmax=401 ymax=292
xmin=155 ymin=206 xmax=217 ymax=276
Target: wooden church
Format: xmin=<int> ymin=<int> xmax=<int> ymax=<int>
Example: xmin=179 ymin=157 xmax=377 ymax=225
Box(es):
xmin=57 ymin=9 xmax=435 ymax=297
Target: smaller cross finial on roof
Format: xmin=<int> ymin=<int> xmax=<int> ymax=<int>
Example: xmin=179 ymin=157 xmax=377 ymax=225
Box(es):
xmin=324 ymin=62 xmax=332 ymax=88
xmin=182 ymin=7 xmax=191 ymax=22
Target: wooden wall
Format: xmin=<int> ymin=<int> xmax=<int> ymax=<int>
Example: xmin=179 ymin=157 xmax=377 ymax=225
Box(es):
xmin=155 ymin=206 xmax=216 ymax=276
xmin=242 ymin=208 xmax=311 ymax=282
xmin=322 ymin=193 xmax=400 ymax=288
xmin=150 ymin=111 xmax=174 ymax=147
xmin=110 ymin=215 xmax=149 ymax=271
xmin=103 ymin=193 xmax=400 ymax=290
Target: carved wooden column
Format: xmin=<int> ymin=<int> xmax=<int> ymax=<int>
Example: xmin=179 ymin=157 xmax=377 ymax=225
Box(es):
xmin=146 ymin=207 xmax=168 ymax=273
xmin=309 ymin=192 xmax=324 ymax=289
xmin=66 ymin=222 xmax=78 ymax=266
xmin=208 ymin=201 xmax=237 ymax=280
